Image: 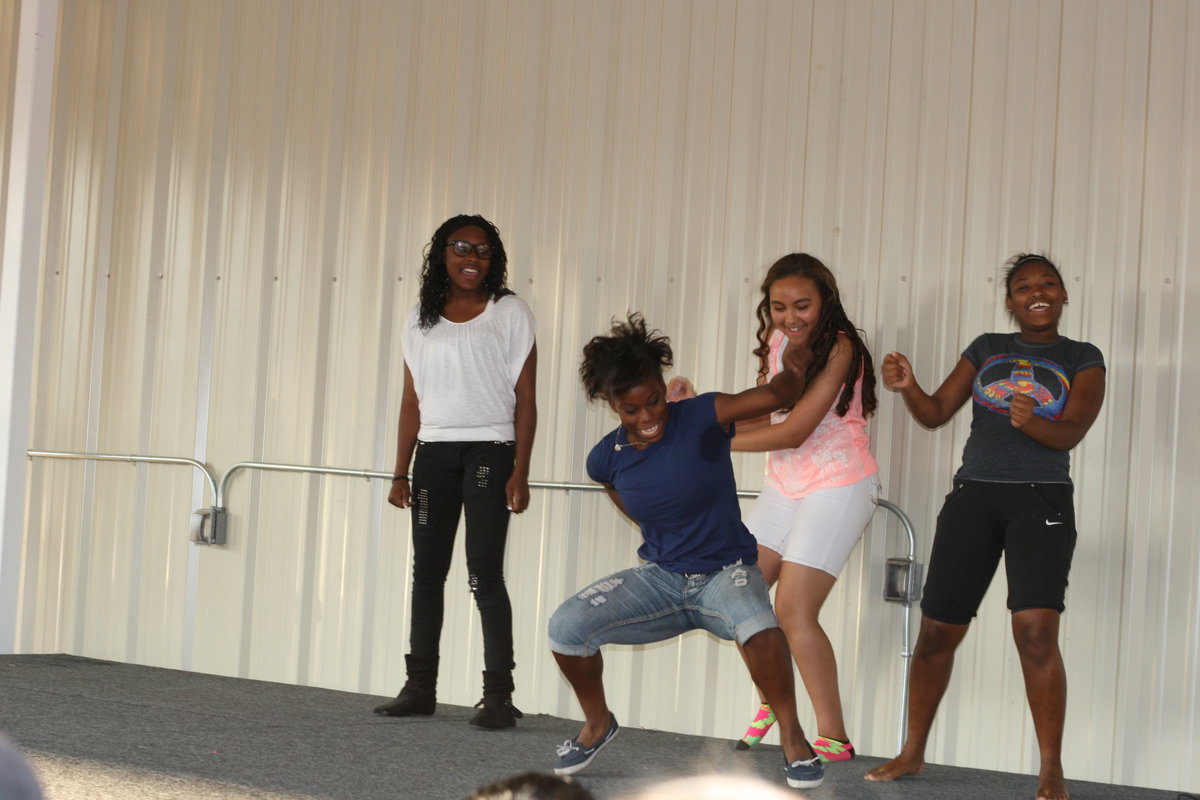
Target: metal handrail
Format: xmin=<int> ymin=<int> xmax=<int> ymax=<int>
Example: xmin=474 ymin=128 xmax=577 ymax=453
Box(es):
xmin=877 ymin=498 xmax=916 ymax=560
xmin=26 ymin=450 xmax=219 ymax=502
xmin=217 ymin=461 xmax=393 ymax=508
xmin=27 ymin=448 xmax=918 ymax=747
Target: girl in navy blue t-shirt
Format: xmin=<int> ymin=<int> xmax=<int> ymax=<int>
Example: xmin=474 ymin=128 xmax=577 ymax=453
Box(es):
xmin=547 ymin=313 xmax=825 ymax=791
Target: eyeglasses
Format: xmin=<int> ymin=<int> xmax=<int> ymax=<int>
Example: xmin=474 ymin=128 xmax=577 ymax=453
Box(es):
xmin=447 ymin=240 xmax=493 ymax=259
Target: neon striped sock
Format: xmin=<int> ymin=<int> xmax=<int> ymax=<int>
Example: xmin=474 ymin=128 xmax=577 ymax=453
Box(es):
xmin=812 ymin=735 xmax=856 ymax=762
xmin=736 ymin=704 xmax=777 ymax=749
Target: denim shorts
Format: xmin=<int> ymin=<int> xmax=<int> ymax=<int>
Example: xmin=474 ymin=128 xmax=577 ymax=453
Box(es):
xmin=547 ymin=561 xmax=779 ymax=657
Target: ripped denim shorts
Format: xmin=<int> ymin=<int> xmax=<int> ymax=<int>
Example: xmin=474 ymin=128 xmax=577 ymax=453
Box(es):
xmin=547 ymin=560 xmax=778 ymax=656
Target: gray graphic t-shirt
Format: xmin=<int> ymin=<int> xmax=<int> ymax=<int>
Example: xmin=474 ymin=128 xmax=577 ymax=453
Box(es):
xmin=955 ymin=333 xmax=1104 ymax=484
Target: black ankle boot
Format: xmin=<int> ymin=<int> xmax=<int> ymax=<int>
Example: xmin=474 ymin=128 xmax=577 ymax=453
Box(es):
xmin=374 ymin=655 xmax=438 ymax=716
xmin=469 ymin=670 xmax=523 ymax=729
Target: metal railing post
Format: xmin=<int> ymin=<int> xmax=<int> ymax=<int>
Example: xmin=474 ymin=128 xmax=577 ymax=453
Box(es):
xmin=876 ymin=499 xmax=920 ymax=751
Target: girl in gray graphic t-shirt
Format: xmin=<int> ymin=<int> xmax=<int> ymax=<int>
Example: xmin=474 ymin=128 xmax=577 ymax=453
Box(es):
xmin=867 ymin=253 xmax=1105 ymax=800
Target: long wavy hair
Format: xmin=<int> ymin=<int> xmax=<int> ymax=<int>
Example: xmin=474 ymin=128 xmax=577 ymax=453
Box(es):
xmin=417 ymin=214 xmax=513 ymax=329
xmin=752 ymin=253 xmax=877 ymax=417
xmin=579 ymin=313 xmax=673 ymax=402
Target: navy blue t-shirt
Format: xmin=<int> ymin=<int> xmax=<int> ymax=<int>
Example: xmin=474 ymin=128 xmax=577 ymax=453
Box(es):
xmin=956 ymin=333 xmax=1105 ymax=484
xmin=586 ymin=393 xmax=759 ymax=573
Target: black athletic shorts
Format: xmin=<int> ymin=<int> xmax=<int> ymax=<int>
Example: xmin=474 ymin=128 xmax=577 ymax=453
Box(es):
xmin=920 ymin=480 xmax=1077 ymax=625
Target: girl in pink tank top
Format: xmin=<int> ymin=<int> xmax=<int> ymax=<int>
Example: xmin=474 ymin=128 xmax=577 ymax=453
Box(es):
xmin=762 ymin=327 xmax=877 ymax=496
xmin=729 ymin=254 xmax=879 ymax=763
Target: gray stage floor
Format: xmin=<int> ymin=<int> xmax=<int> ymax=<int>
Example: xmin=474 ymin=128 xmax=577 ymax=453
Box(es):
xmin=0 ymin=654 xmax=1185 ymax=800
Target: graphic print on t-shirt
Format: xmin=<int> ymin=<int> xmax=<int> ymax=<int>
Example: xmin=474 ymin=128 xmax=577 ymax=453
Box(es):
xmin=973 ymin=354 xmax=1070 ymax=420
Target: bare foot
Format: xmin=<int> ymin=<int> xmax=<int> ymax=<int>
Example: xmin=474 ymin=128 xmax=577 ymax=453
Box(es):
xmin=864 ymin=754 xmax=925 ymax=781
xmin=1036 ymin=764 xmax=1068 ymax=800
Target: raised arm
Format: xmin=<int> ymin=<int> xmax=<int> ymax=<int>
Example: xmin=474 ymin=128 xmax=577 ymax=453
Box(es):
xmin=732 ymin=336 xmax=853 ymax=452
xmin=1008 ymin=365 xmax=1105 ymax=450
xmin=882 ymin=351 xmax=975 ymax=429
xmin=670 ymin=373 xmax=774 ymax=433
xmin=388 ymin=364 xmax=421 ymax=508
xmin=506 ymin=342 xmax=538 ymax=513
xmin=712 ymin=338 xmax=812 ymax=426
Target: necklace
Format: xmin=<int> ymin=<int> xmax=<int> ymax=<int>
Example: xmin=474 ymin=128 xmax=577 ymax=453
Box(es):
xmin=613 ymin=429 xmax=647 ymax=452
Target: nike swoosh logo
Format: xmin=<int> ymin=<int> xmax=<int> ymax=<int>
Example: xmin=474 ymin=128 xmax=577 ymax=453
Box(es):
xmin=1045 ymin=520 xmax=1064 ymax=526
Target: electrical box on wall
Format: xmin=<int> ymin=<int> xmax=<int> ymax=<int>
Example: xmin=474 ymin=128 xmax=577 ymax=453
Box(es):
xmin=190 ymin=507 xmax=227 ymax=546
xmin=883 ymin=557 xmax=923 ymax=604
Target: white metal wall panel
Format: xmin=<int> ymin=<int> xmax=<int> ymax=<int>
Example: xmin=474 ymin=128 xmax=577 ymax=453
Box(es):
xmin=1115 ymin=1 xmax=1200 ymax=789
xmin=0 ymin=0 xmax=17 ymax=240
xmin=1055 ymin=1 xmax=1153 ymax=785
xmin=13 ymin=0 xmax=1200 ymax=791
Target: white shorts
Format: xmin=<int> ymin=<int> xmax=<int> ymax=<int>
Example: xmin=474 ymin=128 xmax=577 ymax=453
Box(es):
xmin=745 ymin=474 xmax=881 ymax=577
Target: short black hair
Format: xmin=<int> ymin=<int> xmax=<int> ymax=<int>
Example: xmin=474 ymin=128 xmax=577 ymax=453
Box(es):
xmin=579 ymin=313 xmax=673 ymax=402
xmin=1003 ymin=253 xmax=1063 ymax=297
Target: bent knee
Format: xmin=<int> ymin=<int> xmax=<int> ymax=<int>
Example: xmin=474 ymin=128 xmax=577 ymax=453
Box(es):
xmin=547 ymin=602 xmax=587 ymax=649
xmin=914 ymin=617 xmax=968 ymax=656
xmin=774 ymin=599 xmax=822 ymax=630
xmin=738 ymin=623 xmax=791 ymax=655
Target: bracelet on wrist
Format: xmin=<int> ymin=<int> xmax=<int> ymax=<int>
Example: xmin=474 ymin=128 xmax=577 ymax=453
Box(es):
xmin=391 ymin=475 xmax=408 ymax=482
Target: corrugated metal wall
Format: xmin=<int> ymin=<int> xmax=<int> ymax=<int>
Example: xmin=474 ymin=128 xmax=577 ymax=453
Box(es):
xmin=9 ymin=0 xmax=1199 ymax=791
xmin=0 ymin=1 xmax=15 ymax=204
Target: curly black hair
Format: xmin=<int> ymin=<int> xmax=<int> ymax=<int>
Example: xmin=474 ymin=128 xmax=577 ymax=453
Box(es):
xmin=417 ymin=214 xmax=513 ymax=329
xmin=752 ymin=253 xmax=877 ymax=418
xmin=579 ymin=313 xmax=673 ymax=402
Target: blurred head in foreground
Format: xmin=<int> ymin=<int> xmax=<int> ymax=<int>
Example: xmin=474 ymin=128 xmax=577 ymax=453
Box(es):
xmin=466 ymin=771 xmax=595 ymax=800
xmin=624 ymin=774 xmax=802 ymax=800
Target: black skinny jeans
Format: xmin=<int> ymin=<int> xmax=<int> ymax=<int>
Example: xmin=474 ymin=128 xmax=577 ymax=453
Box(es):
xmin=408 ymin=440 xmax=516 ymax=673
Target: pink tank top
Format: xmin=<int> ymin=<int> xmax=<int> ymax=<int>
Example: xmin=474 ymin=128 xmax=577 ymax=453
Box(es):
xmin=764 ymin=329 xmax=878 ymax=498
